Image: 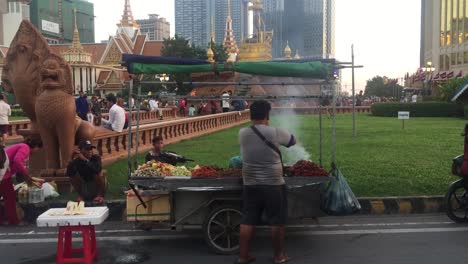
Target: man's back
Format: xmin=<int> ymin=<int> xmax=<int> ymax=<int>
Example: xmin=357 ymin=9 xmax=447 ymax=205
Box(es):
xmin=0 ymin=101 xmax=11 ymax=125
xmin=239 ymin=125 xmax=293 ymax=186
xmin=109 ymin=104 xmax=125 ymax=132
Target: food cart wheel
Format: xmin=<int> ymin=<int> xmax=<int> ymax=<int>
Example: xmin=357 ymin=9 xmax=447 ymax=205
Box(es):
xmin=203 ymin=205 xmax=242 ymax=255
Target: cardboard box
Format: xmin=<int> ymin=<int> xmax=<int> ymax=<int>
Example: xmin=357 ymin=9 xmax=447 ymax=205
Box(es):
xmin=126 ymin=192 xmax=170 ymax=222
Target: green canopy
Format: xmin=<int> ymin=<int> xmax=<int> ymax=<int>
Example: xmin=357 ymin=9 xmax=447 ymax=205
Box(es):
xmin=124 ymin=54 xmax=333 ymax=79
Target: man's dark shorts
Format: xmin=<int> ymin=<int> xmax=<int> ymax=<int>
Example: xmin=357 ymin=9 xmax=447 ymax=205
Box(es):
xmin=0 ymin=124 xmax=9 ymax=135
xmin=241 ymin=184 xmax=288 ymax=226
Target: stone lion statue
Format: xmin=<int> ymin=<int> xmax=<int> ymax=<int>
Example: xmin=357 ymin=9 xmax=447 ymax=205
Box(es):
xmin=2 ymin=20 xmax=96 ymax=169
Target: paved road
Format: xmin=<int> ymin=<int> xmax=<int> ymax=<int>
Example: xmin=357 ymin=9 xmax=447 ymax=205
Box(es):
xmin=1 ymin=214 xmax=468 ymax=264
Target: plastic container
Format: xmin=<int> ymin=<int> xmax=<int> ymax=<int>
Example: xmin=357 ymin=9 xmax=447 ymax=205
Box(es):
xmin=28 ymin=187 xmax=44 ymax=204
xmin=36 ymin=206 xmax=109 ymax=227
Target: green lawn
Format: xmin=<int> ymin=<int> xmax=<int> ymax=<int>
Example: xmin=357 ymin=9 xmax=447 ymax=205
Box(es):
xmin=10 ymin=116 xmax=28 ymax=121
xmin=104 ymin=114 xmax=467 ymax=198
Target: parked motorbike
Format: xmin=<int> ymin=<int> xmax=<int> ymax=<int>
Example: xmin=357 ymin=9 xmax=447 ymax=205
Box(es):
xmin=446 ymin=154 xmax=468 ymax=223
xmin=446 ymin=125 xmax=468 ymax=223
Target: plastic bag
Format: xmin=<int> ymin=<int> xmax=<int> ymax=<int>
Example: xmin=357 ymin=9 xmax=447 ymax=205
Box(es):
xmin=41 ymin=182 xmax=59 ymax=198
xmin=321 ymin=165 xmax=361 ymax=215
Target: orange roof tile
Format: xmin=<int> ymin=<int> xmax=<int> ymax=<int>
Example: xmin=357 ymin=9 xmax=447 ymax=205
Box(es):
xmin=114 ymin=37 xmax=132 ymax=54
xmin=142 ymin=41 xmax=163 ymax=56
xmin=97 ymin=71 xmax=110 ymax=84
xmin=133 ymin=35 xmax=146 ymax=55
xmin=120 ymin=32 xmax=134 ymax=50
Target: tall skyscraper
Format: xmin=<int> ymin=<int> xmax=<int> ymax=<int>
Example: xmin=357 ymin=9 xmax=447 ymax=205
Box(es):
xmin=137 ymin=14 xmax=170 ymax=41
xmin=263 ymin=0 xmax=284 ymax=58
xmin=29 ymin=0 xmax=94 ymax=44
xmin=284 ymin=0 xmax=335 ymax=58
xmin=175 ymin=0 xmax=248 ymax=48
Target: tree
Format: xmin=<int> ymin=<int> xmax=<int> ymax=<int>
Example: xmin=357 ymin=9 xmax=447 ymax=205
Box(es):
xmin=439 ymin=76 xmax=468 ymax=101
xmin=161 ymin=35 xmax=194 ymax=58
xmin=365 ymin=76 xmax=403 ymax=98
xmin=210 ymin=42 xmax=229 ymax=62
xmin=159 ymin=35 xmax=230 ymax=95
xmin=160 ymin=35 xmax=196 ymax=95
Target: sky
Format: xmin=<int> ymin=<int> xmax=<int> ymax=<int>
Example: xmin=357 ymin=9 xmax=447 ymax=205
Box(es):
xmin=91 ymin=0 xmax=421 ymax=93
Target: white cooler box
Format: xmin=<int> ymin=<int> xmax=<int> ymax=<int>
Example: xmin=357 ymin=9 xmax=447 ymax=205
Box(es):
xmin=36 ymin=206 xmax=109 ymax=227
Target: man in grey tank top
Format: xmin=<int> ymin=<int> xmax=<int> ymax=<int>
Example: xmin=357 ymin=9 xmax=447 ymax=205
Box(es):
xmin=237 ymin=100 xmax=296 ymax=264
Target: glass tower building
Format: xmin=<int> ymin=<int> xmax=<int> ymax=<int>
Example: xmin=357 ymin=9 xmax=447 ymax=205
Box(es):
xmin=175 ymin=0 xmax=248 ymax=48
xmin=263 ymin=0 xmax=285 ymax=58
xmin=284 ymin=0 xmax=335 ymax=58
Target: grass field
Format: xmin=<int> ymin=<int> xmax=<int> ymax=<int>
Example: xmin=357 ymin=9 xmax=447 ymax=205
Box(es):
xmin=10 ymin=116 xmax=28 ymax=121
xmin=104 ymin=113 xmax=467 ymax=198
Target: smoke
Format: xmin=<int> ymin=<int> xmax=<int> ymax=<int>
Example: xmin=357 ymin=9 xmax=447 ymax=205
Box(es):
xmin=276 ymin=107 xmax=312 ymax=165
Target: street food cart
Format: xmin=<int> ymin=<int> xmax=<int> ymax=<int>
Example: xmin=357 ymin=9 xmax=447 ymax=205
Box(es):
xmin=122 ymin=54 xmax=341 ymax=254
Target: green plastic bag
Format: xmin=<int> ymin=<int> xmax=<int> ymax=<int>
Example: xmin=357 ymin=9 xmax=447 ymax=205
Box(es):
xmin=321 ymin=165 xmax=361 ymax=215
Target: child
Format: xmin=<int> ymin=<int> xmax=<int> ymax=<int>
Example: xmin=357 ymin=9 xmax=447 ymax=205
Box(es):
xmin=188 ymin=104 xmax=196 ymax=117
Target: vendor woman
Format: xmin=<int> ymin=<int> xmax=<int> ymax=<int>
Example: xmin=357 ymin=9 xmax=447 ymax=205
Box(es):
xmin=0 ymin=138 xmax=43 ymax=225
xmin=145 ymin=136 xmax=177 ymax=165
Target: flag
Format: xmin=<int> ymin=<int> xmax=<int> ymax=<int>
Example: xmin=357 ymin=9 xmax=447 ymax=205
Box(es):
xmin=456 ymin=70 xmax=463 ymax=78
xmin=441 ymin=72 xmax=447 ymax=79
xmin=433 ymin=73 xmax=440 ymax=80
xmin=447 ymin=71 xmax=454 ymax=78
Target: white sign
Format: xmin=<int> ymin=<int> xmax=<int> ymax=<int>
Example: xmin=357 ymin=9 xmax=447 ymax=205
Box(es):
xmin=398 ymin=111 xmax=410 ymax=120
xmin=41 ymin=20 xmax=59 ymax=34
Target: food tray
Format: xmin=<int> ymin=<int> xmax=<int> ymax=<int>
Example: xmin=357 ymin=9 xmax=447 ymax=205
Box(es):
xmin=36 ymin=206 xmax=109 ymax=227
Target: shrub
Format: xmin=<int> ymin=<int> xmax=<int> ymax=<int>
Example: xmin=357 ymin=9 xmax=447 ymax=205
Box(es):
xmin=464 ymin=105 xmax=468 ymax=119
xmin=371 ymin=102 xmax=463 ymax=117
xmin=11 ymin=109 xmax=26 ymax=117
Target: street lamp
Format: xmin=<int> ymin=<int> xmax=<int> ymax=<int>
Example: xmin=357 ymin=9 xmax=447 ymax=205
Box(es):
xmin=422 ymin=61 xmax=435 ymax=96
xmin=159 ymin=74 xmax=169 ymax=92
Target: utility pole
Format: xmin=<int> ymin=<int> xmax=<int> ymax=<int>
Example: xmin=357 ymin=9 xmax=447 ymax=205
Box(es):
xmin=351 ymin=44 xmax=356 ymax=137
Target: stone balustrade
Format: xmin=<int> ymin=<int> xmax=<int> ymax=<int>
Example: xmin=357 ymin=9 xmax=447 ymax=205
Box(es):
xmin=7 ymin=108 xmax=176 ymax=142
xmin=95 ymin=110 xmax=251 ymax=165
xmin=271 ymin=106 xmax=371 ymax=115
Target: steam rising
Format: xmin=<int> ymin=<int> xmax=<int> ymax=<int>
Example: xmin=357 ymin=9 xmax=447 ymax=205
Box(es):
xmin=276 ymin=108 xmax=312 ymax=165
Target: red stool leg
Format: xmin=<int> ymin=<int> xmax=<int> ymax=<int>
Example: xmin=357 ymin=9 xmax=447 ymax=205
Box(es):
xmin=64 ymin=229 xmax=72 ymax=257
xmin=90 ymin=225 xmax=98 ymax=260
xmin=56 ymin=227 xmax=65 ymax=264
xmin=82 ymin=226 xmax=93 ymax=264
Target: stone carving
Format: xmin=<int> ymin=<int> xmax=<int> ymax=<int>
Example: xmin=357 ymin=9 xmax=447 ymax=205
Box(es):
xmin=2 ymin=21 xmax=50 ymax=128
xmin=2 ymin=20 xmax=96 ymax=170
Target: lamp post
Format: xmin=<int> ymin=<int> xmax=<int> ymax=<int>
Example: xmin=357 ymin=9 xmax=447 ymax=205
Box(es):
xmin=159 ymin=74 xmax=169 ymax=92
xmin=423 ymin=61 xmax=435 ymax=96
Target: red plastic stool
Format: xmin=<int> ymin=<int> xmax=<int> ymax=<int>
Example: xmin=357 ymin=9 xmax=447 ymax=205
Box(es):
xmin=56 ymin=225 xmax=98 ymax=264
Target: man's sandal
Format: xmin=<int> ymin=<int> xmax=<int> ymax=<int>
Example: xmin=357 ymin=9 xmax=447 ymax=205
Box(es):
xmin=235 ymin=256 xmax=256 ymax=264
xmin=273 ymin=256 xmax=291 ymax=264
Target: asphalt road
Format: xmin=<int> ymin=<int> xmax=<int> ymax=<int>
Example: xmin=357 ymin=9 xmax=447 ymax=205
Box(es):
xmin=1 ymin=214 xmax=468 ymax=264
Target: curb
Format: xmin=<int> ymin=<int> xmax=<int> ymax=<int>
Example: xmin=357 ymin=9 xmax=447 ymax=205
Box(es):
xmin=357 ymin=196 xmax=445 ymax=215
xmin=19 ymin=196 xmax=446 ymax=223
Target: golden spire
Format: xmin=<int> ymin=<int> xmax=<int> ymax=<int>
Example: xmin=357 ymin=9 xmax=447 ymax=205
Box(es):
xmin=207 ymin=47 xmax=214 ymax=63
xmin=294 ymin=49 xmax=301 ymax=59
xmin=62 ymin=9 xmax=91 ymax=64
xmin=210 ymin=16 xmax=215 ymax=44
xmin=284 ymin=41 xmax=291 ymax=59
xmin=207 ymin=16 xmax=215 ymax=62
xmin=118 ymin=0 xmax=137 ymax=28
xmin=71 ymin=9 xmax=83 ymax=50
xmin=224 ymin=0 xmax=238 ymax=62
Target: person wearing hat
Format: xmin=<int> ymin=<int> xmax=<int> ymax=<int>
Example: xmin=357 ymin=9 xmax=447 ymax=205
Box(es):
xmin=66 ymin=140 xmax=105 ymax=203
